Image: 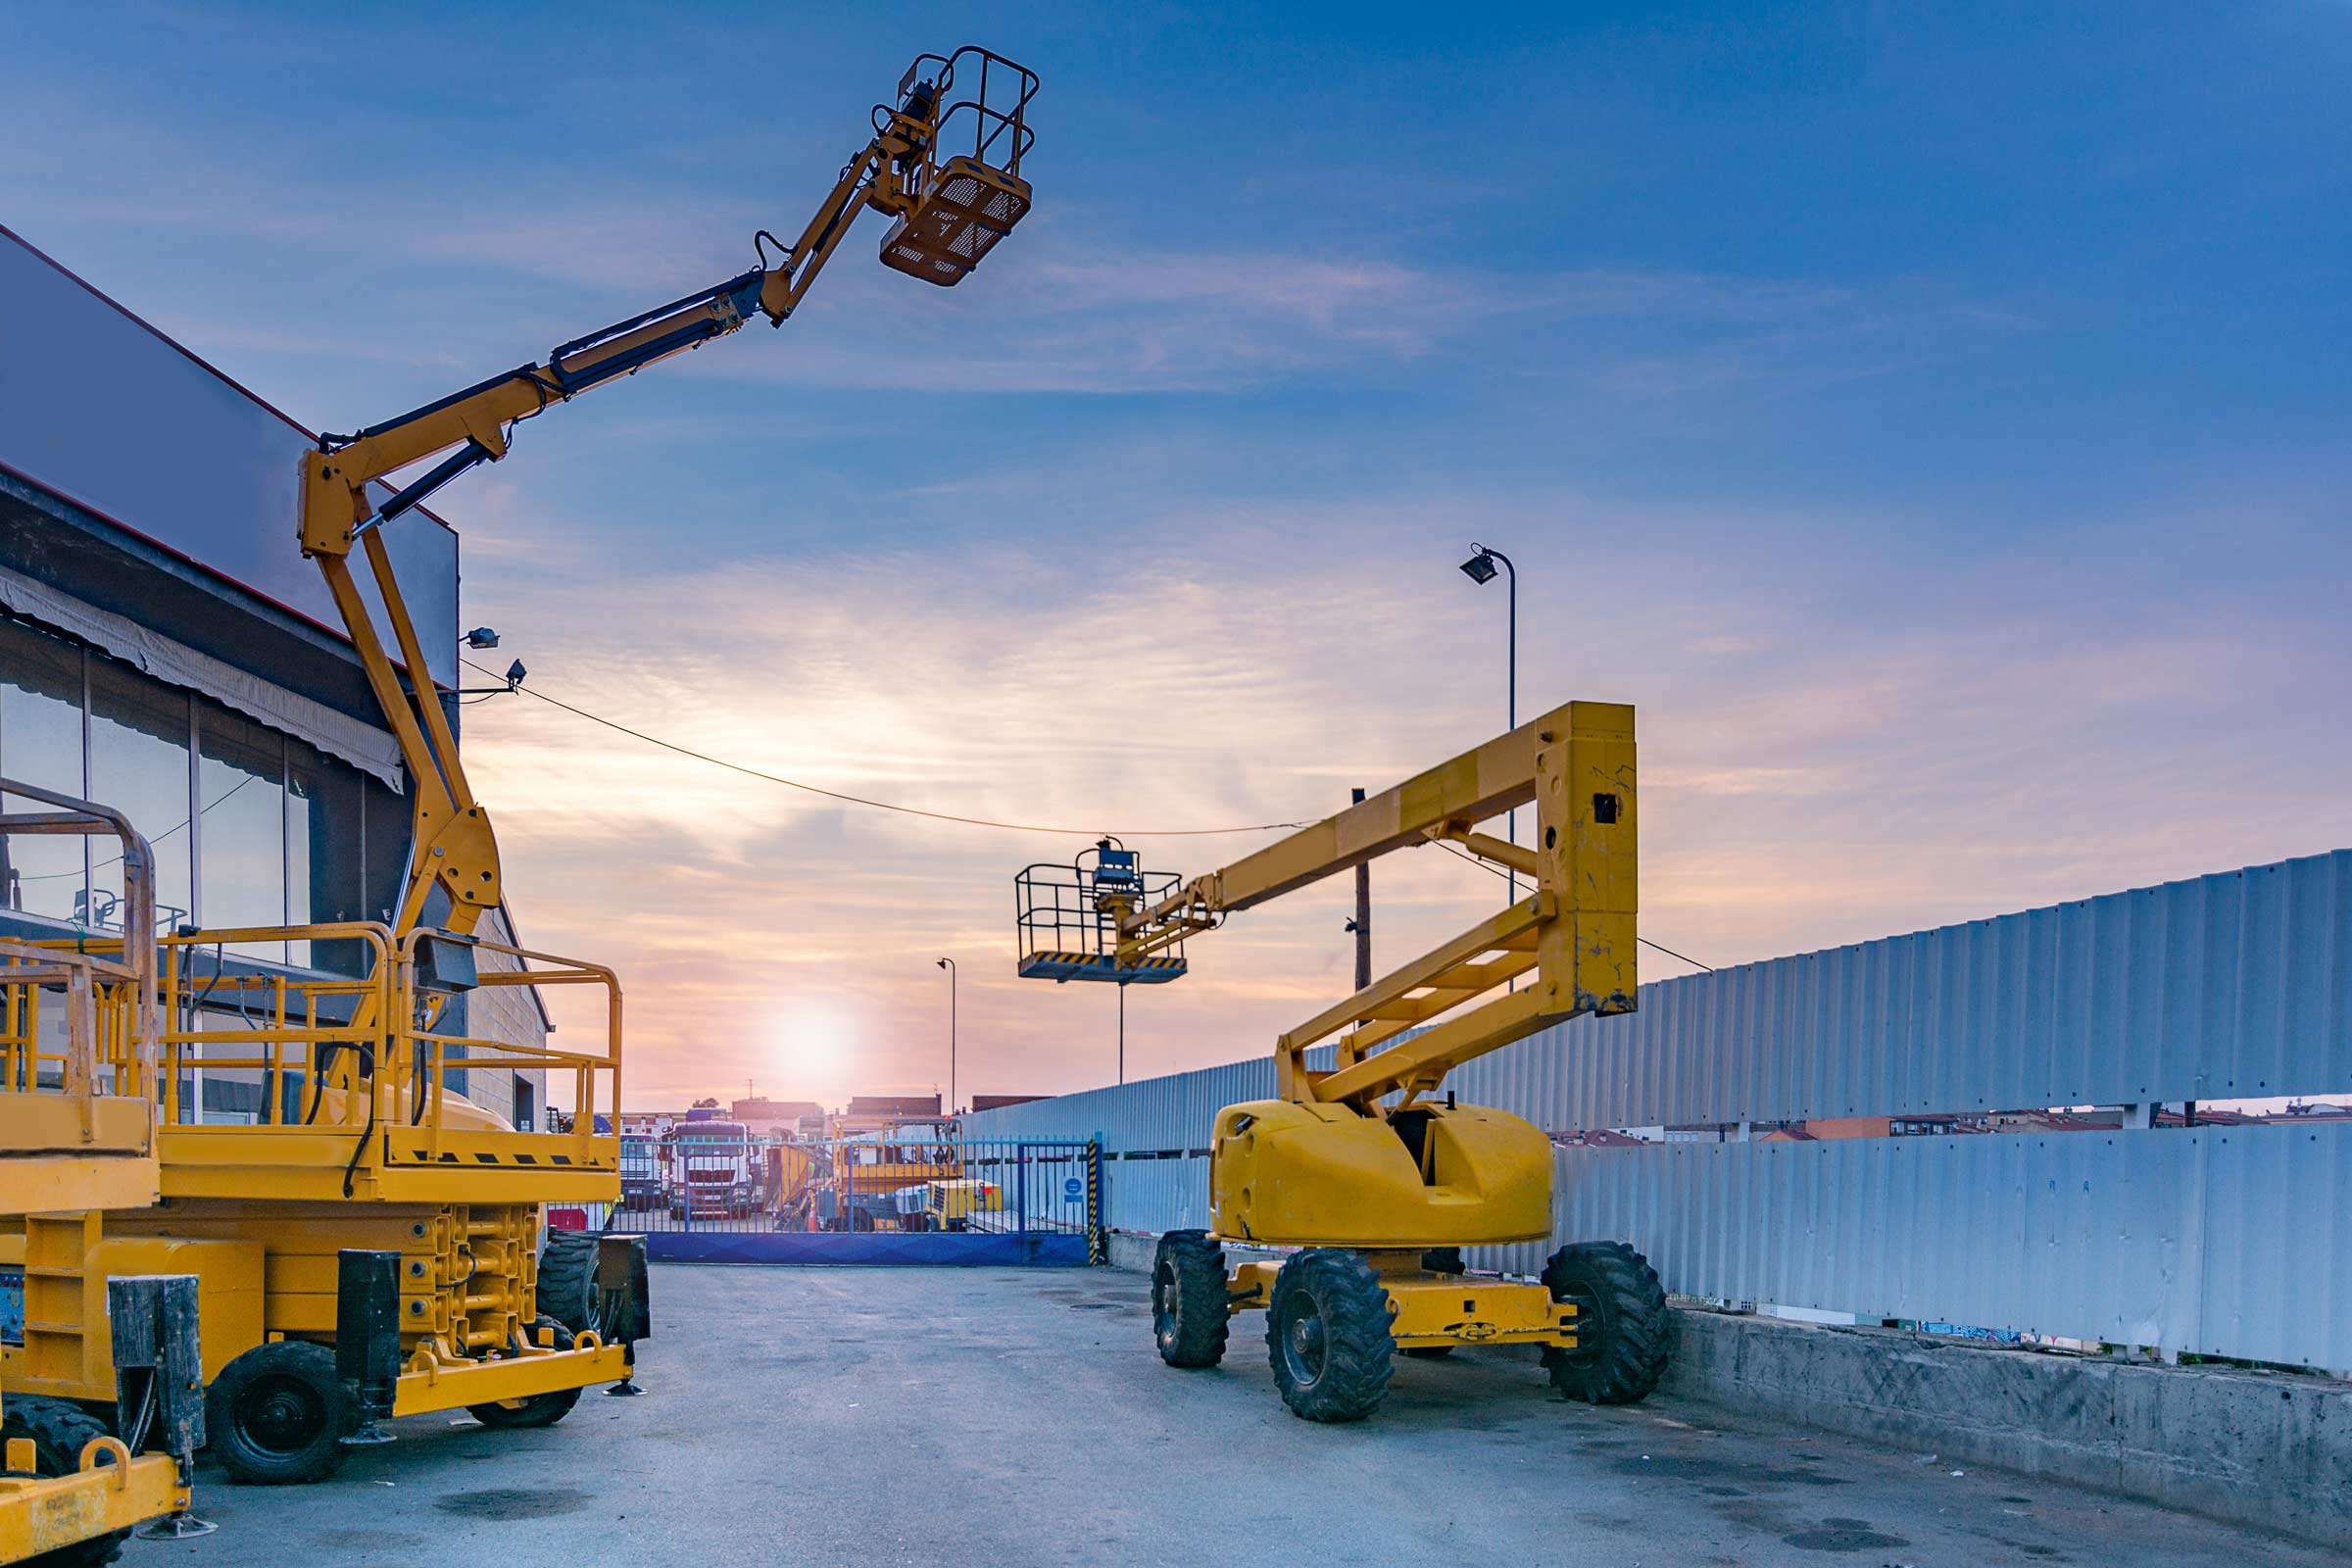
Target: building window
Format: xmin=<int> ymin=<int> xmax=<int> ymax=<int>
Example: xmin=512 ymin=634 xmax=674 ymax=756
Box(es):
xmin=0 ymin=618 xmax=91 ymax=925
xmin=87 ymin=657 xmax=195 ymax=932
xmin=196 ymin=703 xmax=286 ymax=961
xmin=0 ymin=614 xmax=395 ymax=976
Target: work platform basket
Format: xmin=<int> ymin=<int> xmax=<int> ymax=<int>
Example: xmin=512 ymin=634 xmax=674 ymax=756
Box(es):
xmin=878 ymin=47 xmax=1037 ymax=286
xmin=1014 ymin=841 xmax=1189 ymax=985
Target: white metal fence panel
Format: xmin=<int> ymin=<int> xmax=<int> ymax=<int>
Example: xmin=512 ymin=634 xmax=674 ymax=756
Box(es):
xmin=966 ymin=851 xmax=2352 ymax=1366
xmin=1467 ymin=1125 xmax=2352 ymax=1368
xmin=1445 ymin=849 xmax=2352 ymax=1131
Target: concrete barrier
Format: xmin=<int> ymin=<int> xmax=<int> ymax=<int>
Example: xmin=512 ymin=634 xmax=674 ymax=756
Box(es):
xmin=1665 ymin=1307 xmax=2352 ymax=1550
xmin=1104 ymin=1231 xmax=2351 ymax=1549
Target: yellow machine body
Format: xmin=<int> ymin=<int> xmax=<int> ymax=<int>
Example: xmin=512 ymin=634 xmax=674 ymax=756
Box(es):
xmin=0 ymin=916 xmax=630 ymax=1441
xmin=0 ymin=1226 xmax=264 ymax=1394
xmin=0 ymin=790 xmax=203 ymax=1557
xmin=1227 ymin=1254 xmax=1578 ymax=1351
xmin=1048 ymin=703 xmax=1658 ymax=1415
xmin=0 ymin=1435 xmax=186 ymax=1564
xmin=0 ymin=1200 xmax=626 ymax=1417
xmin=1208 ymin=1100 xmax=1554 ymax=1249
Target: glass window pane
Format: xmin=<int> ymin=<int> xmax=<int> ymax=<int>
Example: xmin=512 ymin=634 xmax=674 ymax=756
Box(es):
xmin=0 ymin=618 xmax=87 ymax=925
xmin=288 ymin=740 xmax=365 ymax=974
xmin=196 ymin=702 xmax=285 ymax=961
xmin=88 ymin=658 xmax=194 ymax=937
xmin=363 ymin=777 xmax=408 ymax=928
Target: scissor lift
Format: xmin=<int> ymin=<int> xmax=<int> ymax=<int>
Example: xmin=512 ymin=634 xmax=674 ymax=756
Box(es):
xmin=0 ymin=906 xmax=644 ymax=1485
xmin=1 ymin=785 xmax=208 ymax=1563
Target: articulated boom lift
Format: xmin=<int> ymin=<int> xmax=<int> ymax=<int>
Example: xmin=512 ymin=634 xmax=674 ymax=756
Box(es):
xmin=302 ymin=45 xmax=1036 ymax=943
xmin=3 ymin=46 xmax=1036 ymax=1487
xmin=1019 ymin=702 xmax=1672 ymax=1421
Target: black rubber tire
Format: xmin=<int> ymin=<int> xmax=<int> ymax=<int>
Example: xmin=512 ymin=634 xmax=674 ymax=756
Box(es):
xmin=467 ymin=1317 xmax=586 ymax=1430
xmin=1401 ymin=1346 xmax=1455 ymax=1358
xmin=1542 ymin=1241 xmax=1672 ymax=1404
xmin=1421 ymin=1247 xmax=1467 ymax=1276
xmin=207 ymin=1340 xmax=352 ymax=1485
xmin=3 ymin=1396 xmax=129 ymax=1566
xmin=538 ymin=1230 xmax=599 ymax=1334
xmin=1265 ymin=1249 xmax=1395 ymax=1422
xmin=1150 ymin=1231 xmax=1230 ymax=1369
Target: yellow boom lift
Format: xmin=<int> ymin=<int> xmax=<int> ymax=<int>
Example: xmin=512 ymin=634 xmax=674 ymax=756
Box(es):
xmin=1 ymin=787 xmax=209 ymax=1564
xmin=1 ymin=46 xmax=1036 ymax=1483
xmin=1016 ymin=702 xmax=1671 ymax=1421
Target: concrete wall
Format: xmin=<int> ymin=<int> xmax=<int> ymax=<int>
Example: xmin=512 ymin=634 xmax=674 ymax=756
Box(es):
xmin=1665 ymin=1308 xmax=2352 ymax=1551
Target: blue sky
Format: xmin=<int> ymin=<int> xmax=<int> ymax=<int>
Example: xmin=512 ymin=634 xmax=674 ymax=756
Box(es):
xmin=6 ymin=3 xmax=2349 ymax=1105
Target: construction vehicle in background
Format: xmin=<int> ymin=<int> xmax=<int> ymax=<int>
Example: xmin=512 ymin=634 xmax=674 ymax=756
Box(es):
xmin=1 ymin=45 xmax=1037 ymax=1483
xmin=0 ymin=786 xmax=209 ymax=1564
xmin=1015 ymin=702 xmax=1672 ymax=1421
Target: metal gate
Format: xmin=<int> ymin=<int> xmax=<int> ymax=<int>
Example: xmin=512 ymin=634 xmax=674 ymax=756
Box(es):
xmin=587 ymin=1131 xmax=1104 ymax=1267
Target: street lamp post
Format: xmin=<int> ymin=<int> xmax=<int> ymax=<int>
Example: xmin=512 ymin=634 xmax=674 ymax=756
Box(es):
xmin=1458 ymin=543 xmax=1519 ymax=904
xmin=935 ymin=956 xmax=956 ymax=1115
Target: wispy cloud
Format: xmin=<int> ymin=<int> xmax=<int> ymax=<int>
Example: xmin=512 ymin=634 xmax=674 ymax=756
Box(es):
xmin=447 ymin=488 xmax=2352 ymax=1105
xmin=1 ymin=84 xmax=2017 ymax=404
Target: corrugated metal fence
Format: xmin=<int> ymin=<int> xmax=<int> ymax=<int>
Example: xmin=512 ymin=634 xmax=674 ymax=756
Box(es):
xmin=964 ymin=850 xmax=2352 ymax=1368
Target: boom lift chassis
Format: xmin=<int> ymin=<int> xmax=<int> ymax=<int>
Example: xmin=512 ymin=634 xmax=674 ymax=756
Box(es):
xmin=1019 ymin=702 xmax=1671 ymax=1421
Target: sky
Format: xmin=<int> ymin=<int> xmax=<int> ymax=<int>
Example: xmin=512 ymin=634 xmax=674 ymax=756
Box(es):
xmin=5 ymin=3 xmax=2348 ymax=1110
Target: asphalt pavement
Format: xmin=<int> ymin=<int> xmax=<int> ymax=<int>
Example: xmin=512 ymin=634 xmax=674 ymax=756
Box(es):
xmin=163 ymin=1262 xmax=2332 ymax=1566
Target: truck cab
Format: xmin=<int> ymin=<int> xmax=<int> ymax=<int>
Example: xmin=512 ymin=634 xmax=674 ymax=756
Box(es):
xmin=666 ymin=1118 xmax=756 ymax=1219
xmin=619 ymin=1134 xmax=662 ymax=1208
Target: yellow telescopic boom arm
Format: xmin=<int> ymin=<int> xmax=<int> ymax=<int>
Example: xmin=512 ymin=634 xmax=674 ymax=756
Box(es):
xmin=1118 ymin=702 xmax=1638 ymax=1107
xmin=297 ymin=47 xmax=1036 ymax=940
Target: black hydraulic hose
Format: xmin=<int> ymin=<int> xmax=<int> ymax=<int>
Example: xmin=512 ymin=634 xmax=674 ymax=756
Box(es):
xmin=339 ymin=1047 xmax=375 ymax=1198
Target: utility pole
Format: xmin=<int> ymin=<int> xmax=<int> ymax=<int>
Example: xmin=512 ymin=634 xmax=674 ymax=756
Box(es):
xmin=935 ymin=956 xmax=956 ymax=1114
xmin=1349 ymin=785 xmax=1371 ymax=990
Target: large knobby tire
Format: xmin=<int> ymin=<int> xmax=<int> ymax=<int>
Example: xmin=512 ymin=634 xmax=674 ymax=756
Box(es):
xmin=537 ymin=1230 xmax=599 ymax=1334
xmin=1542 ymin=1241 xmax=1671 ymax=1404
xmin=208 ymin=1340 xmax=352 ymax=1485
xmin=467 ymin=1317 xmax=585 ymax=1431
xmin=1151 ymin=1231 xmax=1230 ymax=1369
xmin=1265 ymin=1249 xmax=1395 ymax=1422
xmin=3 ymin=1396 xmax=128 ymax=1567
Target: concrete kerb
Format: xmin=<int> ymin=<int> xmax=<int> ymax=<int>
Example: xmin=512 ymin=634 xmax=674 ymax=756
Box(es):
xmin=1103 ymin=1229 xmax=2352 ymax=1550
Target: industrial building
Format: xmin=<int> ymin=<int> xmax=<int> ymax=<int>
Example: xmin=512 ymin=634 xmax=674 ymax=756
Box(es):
xmin=0 ymin=223 xmax=549 ymax=1127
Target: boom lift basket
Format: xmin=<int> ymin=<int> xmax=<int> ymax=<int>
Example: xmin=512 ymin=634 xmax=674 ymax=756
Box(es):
xmin=878 ymin=48 xmax=1037 ymax=285
xmin=1014 ymin=841 xmax=1189 ymax=984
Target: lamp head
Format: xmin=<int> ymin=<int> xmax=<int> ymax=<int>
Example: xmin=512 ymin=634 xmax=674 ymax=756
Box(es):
xmin=465 ymin=627 xmax=501 ymax=650
xmin=1458 ymin=548 xmax=1498 ymax=585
